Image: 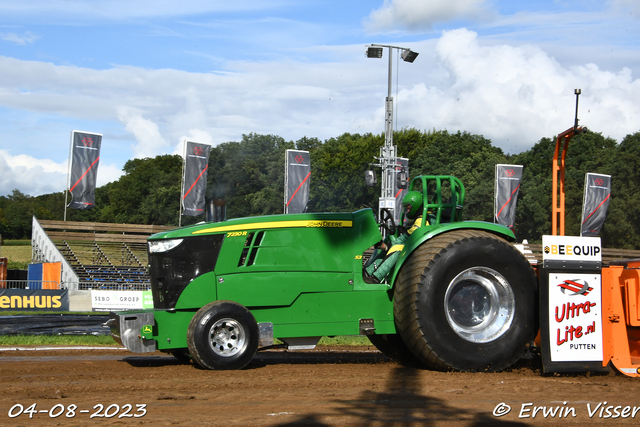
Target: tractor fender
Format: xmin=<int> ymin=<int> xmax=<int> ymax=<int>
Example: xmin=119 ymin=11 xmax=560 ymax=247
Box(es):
xmin=388 ymin=221 xmax=516 ymax=286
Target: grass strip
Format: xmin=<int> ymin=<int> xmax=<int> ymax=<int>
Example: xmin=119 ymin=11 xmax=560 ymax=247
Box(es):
xmin=0 ymin=313 xmax=373 ymax=346
xmin=0 ymin=335 xmax=372 ymax=347
xmin=2 ymin=240 xmax=32 ymax=246
xmin=318 ymin=336 xmax=372 ymax=346
xmin=0 ymin=334 xmax=119 ymax=347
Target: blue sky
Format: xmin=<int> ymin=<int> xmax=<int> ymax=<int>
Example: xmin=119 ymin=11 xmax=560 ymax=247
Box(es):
xmin=0 ymin=0 xmax=639 ymax=196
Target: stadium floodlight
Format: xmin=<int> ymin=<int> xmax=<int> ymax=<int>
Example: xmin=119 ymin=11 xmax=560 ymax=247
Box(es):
xmin=366 ymin=46 xmax=384 ymax=59
xmin=401 ymin=49 xmax=419 ymax=63
xmin=365 ymin=43 xmax=418 ymax=227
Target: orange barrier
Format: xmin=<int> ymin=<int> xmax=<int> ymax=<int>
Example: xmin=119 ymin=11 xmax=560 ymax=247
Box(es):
xmin=601 ymin=262 xmax=640 ymax=377
xmin=0 ymin=258 xmax=6 ymax=289
xmin=42 ymin=262 xmax=61 ymax=290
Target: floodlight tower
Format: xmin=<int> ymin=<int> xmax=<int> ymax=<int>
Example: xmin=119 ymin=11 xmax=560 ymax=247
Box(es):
xmin=365 ymin=44 xmax=418 ymax=219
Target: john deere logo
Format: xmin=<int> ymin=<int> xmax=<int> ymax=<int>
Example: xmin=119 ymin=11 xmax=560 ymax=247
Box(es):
xmin=142 ymin=325 xmax=152 ymax=334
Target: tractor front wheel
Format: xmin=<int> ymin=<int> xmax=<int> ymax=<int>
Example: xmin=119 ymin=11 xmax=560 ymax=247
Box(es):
xmin=187 ymin=301 xmax=259 ymax=370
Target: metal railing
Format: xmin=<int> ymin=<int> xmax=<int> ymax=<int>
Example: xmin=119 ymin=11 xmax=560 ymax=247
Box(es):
xmin=31 ymin=217 xmax=79 ymax=290
xmin=78 ymin=281 xmax=150 ymax=291
xmin=0 ymin=280 xmax=62 ymax=290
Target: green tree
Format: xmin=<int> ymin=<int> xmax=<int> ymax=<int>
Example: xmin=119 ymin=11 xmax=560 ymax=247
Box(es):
xmin=207 ymin=133 xmax=295 ymax=217
xmin=410 ymin=130 xmax=507 ymax=222
xmin=513 ymin=131 xmax=620 ymax=243
xmin=603 ymin=132 xmax=640 ymax=248
xmin=307 ymin=132 xmax=381 ymax=212
xmin=2 ymin=190 xmax=33 ymax=239
xmin=96 ymin=155 xmax=184 ymax=225
xmin=2 ymin=128 xmax=638 ymax=249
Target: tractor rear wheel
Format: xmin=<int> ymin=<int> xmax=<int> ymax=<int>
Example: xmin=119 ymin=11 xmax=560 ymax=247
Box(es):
xmin=394 ymin=230 xmax=537 ymax=372
xmin=187 ymin=300 xmax=259 ymax=370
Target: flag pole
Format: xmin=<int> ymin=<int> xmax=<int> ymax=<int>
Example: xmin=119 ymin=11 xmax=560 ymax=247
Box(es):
xmin=63 ymin=131 xmax=74 ymax=222
xmin=179 ymin=139 xmax=186 ymax=227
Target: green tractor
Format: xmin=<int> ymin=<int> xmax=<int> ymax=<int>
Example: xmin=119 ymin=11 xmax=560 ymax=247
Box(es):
xmin=110 ymin=175 xmax=537 ymax=371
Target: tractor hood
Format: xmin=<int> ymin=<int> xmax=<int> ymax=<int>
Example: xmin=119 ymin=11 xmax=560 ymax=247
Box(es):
xmin=148 ymin=212 xmax=357 ymax=240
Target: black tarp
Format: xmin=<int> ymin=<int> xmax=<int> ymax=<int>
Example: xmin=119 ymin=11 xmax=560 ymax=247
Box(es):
xmin=0 ymin=315 xmax=110 ymax=336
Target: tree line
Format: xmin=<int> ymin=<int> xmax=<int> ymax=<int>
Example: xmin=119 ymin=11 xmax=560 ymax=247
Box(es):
xmin=0 ymin=128 xmax=638 ymax=249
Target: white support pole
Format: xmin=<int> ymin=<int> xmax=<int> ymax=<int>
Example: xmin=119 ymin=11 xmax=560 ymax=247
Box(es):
xmin=63 ymin=131 xmax=73 ymax=221
xmin=179 ymin=139 xmax=186 ymax=227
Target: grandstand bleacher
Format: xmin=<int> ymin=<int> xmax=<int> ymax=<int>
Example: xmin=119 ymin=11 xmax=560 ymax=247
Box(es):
xmin=35 ymin=219 xmax=174 ymax=291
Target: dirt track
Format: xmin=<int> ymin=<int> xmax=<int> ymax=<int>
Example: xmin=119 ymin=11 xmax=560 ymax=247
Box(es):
xmin=1 ymin=346 xmax=640 ymax=426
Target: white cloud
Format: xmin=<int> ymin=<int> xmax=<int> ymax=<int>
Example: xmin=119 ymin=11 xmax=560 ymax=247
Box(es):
xmin=0 ymin=153 xmax=64 ymax=196
xmin=365 ymin=0 xmax=491 ymax=32
xmin=399 ymin=29 xmax=640 ymax=152
xmin=0 ymin=31 xmax=38 ymax=45
xmin=117 ymin=108 xmax=170 ymax=159
xmin=96 ymin=162 xmax=124 ymax=187
xmin=175 ymin=129 xmax=215 ymax=155
xmin=0 ymin=28 xmax=639 ymax=197
xmin=0 ymin=149 xmax=122 ymax=196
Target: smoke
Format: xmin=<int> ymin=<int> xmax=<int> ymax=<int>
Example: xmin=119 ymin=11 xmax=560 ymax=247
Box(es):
xmin=117 ymin=107 xmax=170 ymax=159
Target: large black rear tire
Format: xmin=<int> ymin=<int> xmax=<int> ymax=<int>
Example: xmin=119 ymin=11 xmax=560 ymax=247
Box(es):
xmin=394 ymin=230 xmax=537 ymax=372
xmin=187 ymin=301 xmax=259 ymax=370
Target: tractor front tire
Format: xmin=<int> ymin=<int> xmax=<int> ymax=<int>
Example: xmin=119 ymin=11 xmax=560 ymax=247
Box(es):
xmin=394 ymin=230 xmax=537 ymax=372
xmin=187 ymin=301 xmax=259 ymax=370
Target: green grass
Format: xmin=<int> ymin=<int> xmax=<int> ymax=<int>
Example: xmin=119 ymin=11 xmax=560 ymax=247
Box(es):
xmin=318 ymin=336 xmax=372 ymax=346
xmin=0 ymin=312 xmax=372 ymax=347
xmin=0 ymin=334 xmax=370 ymax=347
xmin=2 ymin=240 xmax=31 ymax=246
xmin=0 ymin=334 xmax=119 ymax=346
xmin=0 ymin=335 xmax=370 ymax=347
xmin=1 ymin=244 xmax=31 ymax=268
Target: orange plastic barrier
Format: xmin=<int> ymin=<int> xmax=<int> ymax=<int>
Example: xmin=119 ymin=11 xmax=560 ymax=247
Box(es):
xmin=0 ymin=257 xmax=6 ymax=289
xmin=42 ymin=262 xmax=61 ymax=290
xmin=601 ymin=263 xmax=640 ymax=377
